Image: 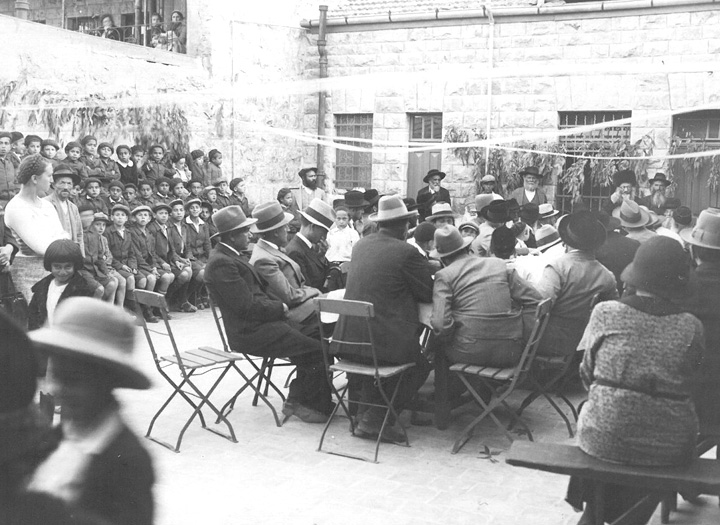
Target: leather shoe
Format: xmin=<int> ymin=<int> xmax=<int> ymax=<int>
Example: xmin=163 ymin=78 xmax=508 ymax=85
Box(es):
xmin=282 ymin=401 xmax=328 ymax=424
xmin=356 ymin=416 xmax=407 ymax=444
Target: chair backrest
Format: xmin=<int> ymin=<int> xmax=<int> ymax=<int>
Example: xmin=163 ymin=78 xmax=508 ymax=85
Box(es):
xmin=514 ymin=299 xmax=553 ymax=379
xmin=208 ymin=295 xmax=230 ymax=353
xmin=133 ymin=290 xmax=187 ymax=377
xmin=315 ymin=298 xmax=380 ymax=370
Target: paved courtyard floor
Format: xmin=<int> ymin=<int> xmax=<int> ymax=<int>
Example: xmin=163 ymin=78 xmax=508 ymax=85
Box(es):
xmin=114 ymin=309 xmax=720 ymax=525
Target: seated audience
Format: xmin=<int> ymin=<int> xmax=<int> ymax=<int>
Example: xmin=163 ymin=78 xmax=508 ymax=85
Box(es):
xmin=285 ymin=198 xmax=334 ymax=293
xmin=471 ymin=198 xmax=508 ymax=256
xmin=82 ymin=211 xmax=122 ymax=303
xmin=567 ymin=236 xmax=703 ymax=525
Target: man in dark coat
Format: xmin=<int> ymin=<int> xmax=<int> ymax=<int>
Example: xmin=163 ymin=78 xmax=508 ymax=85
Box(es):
xmin=593 ymin=211 xmax=640 ymax=295
xmin=677 ymin=208 xmax=720 ymax=427
xmin=603 ymin=169 xmax=638 ymax=215
xmin=333 ymin=195 xmax=434 ymax=441
xmin=285 ymin=198 xmax=334 ymax=292
xmin=416 ymin=169 xmax=451 ymax=222
xmin=510 ymin=166 xmax=548 ymax=206
xmin=204 ymin=206 xmax=332 ymax=423
xmin=636 ymin=172 xmax=677 ymax=216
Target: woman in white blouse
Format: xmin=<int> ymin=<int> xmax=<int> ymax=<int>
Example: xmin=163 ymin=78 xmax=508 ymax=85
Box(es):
xmin=4 ymin=154 xmax=69 ymax=300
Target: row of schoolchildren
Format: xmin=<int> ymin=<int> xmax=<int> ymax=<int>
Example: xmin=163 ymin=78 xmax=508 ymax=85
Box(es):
xmin=71 ymin=196 xmax=213 ymax=323
xmin=3 ymin=130 xmax=228 ymax=195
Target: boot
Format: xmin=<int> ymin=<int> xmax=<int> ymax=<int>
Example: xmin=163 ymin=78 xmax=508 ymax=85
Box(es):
xmin=142 ymin=305 xmax=159 ymax=324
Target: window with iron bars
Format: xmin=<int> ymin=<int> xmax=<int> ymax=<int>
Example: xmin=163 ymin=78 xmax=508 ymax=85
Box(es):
xmin=335 ymin=114 xmax=373 ymax=190
xmin=556 ymin=111 xmax=632 ymax=214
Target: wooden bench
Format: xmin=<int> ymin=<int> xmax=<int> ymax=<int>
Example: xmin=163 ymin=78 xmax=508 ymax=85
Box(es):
xmin=506 ymin=442 xmax=720 ymax=525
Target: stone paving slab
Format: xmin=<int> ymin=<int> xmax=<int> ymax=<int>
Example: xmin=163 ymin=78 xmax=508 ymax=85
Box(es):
xmin=113 ymin=309 xmax=720 ymax=525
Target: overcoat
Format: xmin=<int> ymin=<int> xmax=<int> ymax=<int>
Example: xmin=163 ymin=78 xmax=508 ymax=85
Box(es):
xmin=286 ymin=234 xmax=329 ymax=292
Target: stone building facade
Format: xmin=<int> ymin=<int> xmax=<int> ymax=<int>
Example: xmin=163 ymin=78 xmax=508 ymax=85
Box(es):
xmin=302 ymin=0 xmax=720 ymax=214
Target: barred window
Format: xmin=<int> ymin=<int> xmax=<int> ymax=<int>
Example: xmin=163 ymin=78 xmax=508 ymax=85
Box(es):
xmin=335 ymin=114 xmax=373 ymax=190
xmin=410 ymin=114 xmax=443 ymax=141
xmin=556 ymin=111 xmax=632 ymax=214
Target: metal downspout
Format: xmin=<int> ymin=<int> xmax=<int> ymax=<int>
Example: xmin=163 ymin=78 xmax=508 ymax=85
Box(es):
xmin=317 ymin=5 xmax=328 ymax=188
xmin=135 ymin=0 xmax=142 ymax=46
xmin=484 ymin=5 xmax=494 ymax=177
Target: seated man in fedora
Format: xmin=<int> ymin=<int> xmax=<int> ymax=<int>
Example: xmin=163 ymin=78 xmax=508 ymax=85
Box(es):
xmin=249 ymin=201 xmax=322 ymax=333
xmin=286 ymin=198 xmax=335 ymax=293
xmin=27 ymin=298 xmax=155 ymax=525
xmin=416 ymin=169 xmax=451 ymax=222
xmin=510 ymin=166 xmax=547 ymax=206
xmin=536 ymin=211 xmax=618 ymax=358
xmin=338 ymin=189 xmax=370 ymax=238
xmin=333 ymin=195 xmax=434 ymax=442
xmin=471 ymin=198 xmax=510 ymax=257
xmin=204 ymin=206 xmax=332 ymax=423
xmin=637 ymin=172 xmax=678 ymax=216
xmin=678 ymin=208 xmax=720 ymax=427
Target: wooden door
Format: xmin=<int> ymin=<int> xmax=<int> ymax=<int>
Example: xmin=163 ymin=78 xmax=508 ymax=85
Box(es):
xmin=674 ymin=166 xmax=720 ymax=215
xmin=407 ymin=149 xmax=441 ymax=201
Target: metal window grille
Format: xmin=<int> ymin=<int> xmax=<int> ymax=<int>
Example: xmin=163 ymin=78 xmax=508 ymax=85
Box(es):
xmin=335 ymin=114 xmax=373 ymax=190
xmin=410 ymin=114 xmax=443 ymax=141
xmin=674 ymin=110 xmax=720 ymax=144
xmin=556 ymin=111 xmax=632 ymax=214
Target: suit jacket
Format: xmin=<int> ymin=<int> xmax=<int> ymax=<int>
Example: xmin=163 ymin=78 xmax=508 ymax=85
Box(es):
xmin=45 ymin=192 xmax=84 ymax=255
xmin=130 ymin=225 xmax=161 ymax=272
xmin=677 ymin=262 xmax=720 ymax=426
xmin=249 ymin=238 xmax=319 ymax=323
xmin=205 ymin=242 xmax=290 ymax=350
xmin=105 ymin=225 xmax=138 ymax=270
xmin=148 ymin=221 xmax=177 ymax=265
xmin=286 ymin=234 xmax=329 ymax=292
xmin=83 ymin=230 xmax=111 ymax=279
xmin=185 ymin=217 xmax=211 ymax=262
xmin=28 ymin=273 xmax=95 ymax=330
xmin=416 ymin=186 xmax=451 ymax=222
xmin=510 ymin=187 xmax=548 ymax=206
xmin=333 ymin=231 xmax=434 ymax=363
xmin=77 ymin=420 xmax=154 ymax=525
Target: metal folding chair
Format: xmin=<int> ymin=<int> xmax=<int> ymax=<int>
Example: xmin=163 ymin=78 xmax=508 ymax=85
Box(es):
xmin=207 ymin=296 xmax=285 ymax=427
xmin=316 ymin=298 xmax=415 ymax=463
xmin=450 ymin=299 xmax=553 ymax=453
xmin=134 ymin=290 xmax=250 ymax=452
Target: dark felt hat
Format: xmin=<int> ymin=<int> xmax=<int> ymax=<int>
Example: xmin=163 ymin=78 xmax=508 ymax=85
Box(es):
xmin=480 ymin=200 xmax=511 ymax=223
xmin=84 ymin=177 xmax=101 ymax=189
xmin=593 ymin=210 xmax=621 ymax=232
xmin=413 ymin=221 xmax=436 ymax=243
xmin=344 ymin=190 xmax=370 ymax=208
xmin=298 ymin=167 xmax=317 ymax=179
xmin=52 ymin=163 xmax=81 ymax=186
xmin=364 ymin=189 xmax=381 ymax=205
xmin=10 ymin=131 xmax=23 ymax=143
xmin=491 ymin=226 xmax=516 ymax=257
xmin=251 ymin=201 xmax=294 ymax=233
xmin=423 ymin=169 xmax=446 ymax=184
xmin=558 ymin=211 xmax=606 ymax=251
xmin=647 ymin=172 xmax=670 ymax=187
xmin=431 ymin=225 xmax=472 ymax=258
xmin=621 ymin=236 xmax=693 ymax=299
xmin=211 ymin=205 xmax=257 ymax=239
xmin=152 ymin=203 xmax=172 ymax=214
xmin=519 ymin=166 xmax=543 ymax=178
xmin=520 ymin=203 xmax=540 ymax=224
xmin=613 ymin=169 xmax=637 ymax=187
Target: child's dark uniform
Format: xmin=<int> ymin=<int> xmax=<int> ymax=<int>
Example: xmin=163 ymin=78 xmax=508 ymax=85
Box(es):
xmin=142 ymin=160 xmax=174 ymax=186
xmin=154 ymin=192 xmax=173 ymax=206
xmin=105 ymin=224 xmax=138 ymax=278
xmin=130 ymin=224 xmax=166 ymax=279
xmin=215 ymin=193 xmax=231 ymax=209
xmin=81 ymin=228 xmax=114 ymax=290
xmin=63 ymin=158 xmax=89 ymax=183
xmin=82 ymin=194 xmax=109 ymax=215
xmin=97 ymin=157 xmax=121 ymax=188
xmin=184 ymin=217 xmax=211 ymax=265
xmin=80 ymin=154 xmax=103 ymax=179
xmin=118 ymin=161 xmax=143 ymax=186
xmin=103 ymin=195 xmax=129 ymax=211
xmin=28 ymin=273 xmax=95 ymax=330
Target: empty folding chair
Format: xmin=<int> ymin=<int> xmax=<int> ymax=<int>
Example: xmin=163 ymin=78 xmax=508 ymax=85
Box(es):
xmin=134 ymin=290 xmax=251 ymax=452
xmin=208 ymin=296 xmax=284 ymax=427
xmin=450 ymin=298 xmax=552 ymax=453
xmin=316 ymin=298 xmax=415 ymax=463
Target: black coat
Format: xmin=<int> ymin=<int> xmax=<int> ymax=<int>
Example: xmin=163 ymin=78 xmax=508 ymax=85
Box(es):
xmin=333 ymin=231 xmax=433 ymax=363
xmin=204 ymin=243 xmax=291 ymax=351
xmin=595 ymin=231 xmax=640 ymax=294
xmin=286 ymin=235 xmax=329 ymax=292
xmin=28 ymin=273 xmax=95 ymax=330
xmin=416 ymin=186 xmax=451 ymax=222
xmin=0 ymin=214 xmax=19 ymax=296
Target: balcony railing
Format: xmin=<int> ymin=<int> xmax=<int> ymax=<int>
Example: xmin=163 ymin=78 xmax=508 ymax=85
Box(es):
xmin=77 ymin=25 xmax=186 ymax=54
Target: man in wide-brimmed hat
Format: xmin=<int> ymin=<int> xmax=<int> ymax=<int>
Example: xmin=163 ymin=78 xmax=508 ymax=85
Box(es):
xmin=536 ymin=211 xmax=618 ymax=358
xmin=603 ymin=169 xmax=638 ymax=215
xmin=285 ymin=198 xmax=335 ymax=292
xmin=593 ymin=210 xmax=640 ymax=295
xmin=205 ymin=205 xmax=332 ymax=424
xmin=471 ymin=198 xmax=510 ymax=256
xmin=677 ymin=207 xmax=720 ymax=426
xmin=510 ymin=166 xmax=547 ymax=206
xmin=616 ymin=200 xmax=657 ymax=244
xmin=334 ymin=195 xmax=434 ymax=442
xmin=425 ymin=202 xmax=456 ymax=227
xmin=637 ymin=172 xmax=677 ymax=216
xmin=416 ymin=169 xmax=451 ymax=222
xmin=338 ymin=189 xmax=370 ymax=237
xmin=431 ymin=225 xmax=541 ymax=368
xmin=27 ymin=298 xmax=155 ymax=525
xmin=45 ymin=164 xmax=84 ymax=254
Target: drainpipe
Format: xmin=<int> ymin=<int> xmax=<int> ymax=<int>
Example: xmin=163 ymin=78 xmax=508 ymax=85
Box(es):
xmin=484 ymin=5 xmax=494 ymax=177
xmin=135 ymin=0 xmax=142 ymax=45
xmin=317 ymin=5 xmax=328 ymax=189
xmin=14 ymin=0 xmax=29 ymax=19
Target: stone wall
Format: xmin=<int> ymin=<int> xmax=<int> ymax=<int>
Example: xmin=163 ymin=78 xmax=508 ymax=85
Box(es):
xmin=304 ymin=6 xmax=720 ymax=209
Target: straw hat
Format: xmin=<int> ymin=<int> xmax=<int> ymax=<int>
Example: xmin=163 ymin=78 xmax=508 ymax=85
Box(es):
xmin=680 ymin=207 xmax=720 ymax=249
xmin=426 ymin=202 xmax=455 ymax=222
xmin=616 ymin=200 xmax=651 ymax=228
xmin=475 ymin=193 xmax=502 ymax=214
xmin=250 ymin=201 xmax=294 ymax=233
xmin=300 ymin=198 xmax=336 ymax=231
xmin=29 ymin=298 xmax=151 ymax=390
xmin=535 ymin=225 xmax=562 ymax=251
xmin=621 ymin=236 xmax=693 ymax=299
xmin=211 ymin=205 xmax=257 ymax=239
xmin=369 ymin=195 xmax=418 ymax=223
xmin=538 ymin=203 xmax=559 ymax=219
xmin=430 ymin=226 xmax=472 ymax=258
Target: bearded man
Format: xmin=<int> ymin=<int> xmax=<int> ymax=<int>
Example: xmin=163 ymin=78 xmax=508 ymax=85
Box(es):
xmin=637 ymin=173 xmax=676 ymax=216
xmin=603 ymin=169 xmax=637 ymax=215
xmin=291 ymin=167 xmax=327 ymax=213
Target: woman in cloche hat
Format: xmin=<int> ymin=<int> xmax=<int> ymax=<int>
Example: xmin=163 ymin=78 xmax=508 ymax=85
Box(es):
xmin=567 ymin=236 xmax=703 ymax=525
xmin=27 ymin=297 xmax=155 ymax=525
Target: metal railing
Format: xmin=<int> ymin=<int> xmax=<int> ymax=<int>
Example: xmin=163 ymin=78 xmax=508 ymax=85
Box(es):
xmin=76 ymin=25 xmax=187 ymax=53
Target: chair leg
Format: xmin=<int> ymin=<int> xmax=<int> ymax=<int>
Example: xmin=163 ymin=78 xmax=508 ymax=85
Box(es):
xmin=318 ymin=383 xmax=350 ymax=454
xmin=372 ymin=372 xmax=410 ymax=463
xmin=252 ymin=358 xmax=271 ymax=407
xmin=283 ymin=366 xmax=296 ymax=389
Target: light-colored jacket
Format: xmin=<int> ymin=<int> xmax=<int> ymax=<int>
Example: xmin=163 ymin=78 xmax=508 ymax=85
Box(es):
xmin=44 ymin=192 xmax=84 ymax=255
xmin=249 ymin=238 xmax=320 ymax=323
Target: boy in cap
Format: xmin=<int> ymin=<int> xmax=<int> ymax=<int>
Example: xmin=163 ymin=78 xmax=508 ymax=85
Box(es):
xmin=40 ymin=139 xmax=60 ymax=167
xmin=136 ymin=180 xmax=156 ymax=208
xmin=27 ymin=298 xmax=155 ymax=525
xmin=103 ymin=180 xmax=128 ymax=210
xmin=105 ymin=204 xmax=139 ymax=312
xmin=96 ymin=142 xmax=119 ymax=187
xmin=82 ymin=211 xmax=123 ymax=303
xmin=187 ymin=149 xmax=206 ymax=184
xmin=154 ymin=177 xmax=173 ymax=205
xmin=142 ymin=144 xmax=174 ymax=185
xmin=167 ymin=199 xmax=198 ymax=312
xmin=213 ymin=179 xmax=232 ymax=209
xmin=9 ymin=131 xmax=24 ymax=167
xmin=62 ymin=141 xmax=88 ymax=183
xmin=123 ymin=183 xmax=139 ymax=209
xmin=228 ymin=177 xmax=251 ymax=216
xmin=23 ymin=134 xmax=42 ymax=157
xmin=81 ymin=178 xmax=109 ymax=215
xmin=79 ymin=136 xmax=103 ymax=179
xmin=206 ymin=149 xmax=224 ymax=185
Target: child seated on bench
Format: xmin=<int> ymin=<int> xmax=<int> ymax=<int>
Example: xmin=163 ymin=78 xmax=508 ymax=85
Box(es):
xmin=566 ymin=237 xmax=704 ymax=525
